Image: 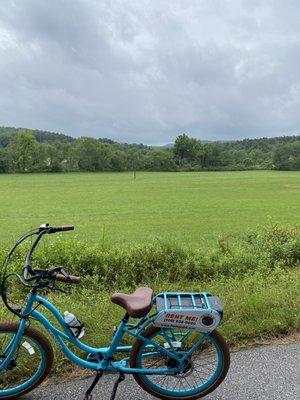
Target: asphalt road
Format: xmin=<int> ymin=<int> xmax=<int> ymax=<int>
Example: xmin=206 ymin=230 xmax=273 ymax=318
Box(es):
xmin=24 ymin=343 xmax=299 ymax=400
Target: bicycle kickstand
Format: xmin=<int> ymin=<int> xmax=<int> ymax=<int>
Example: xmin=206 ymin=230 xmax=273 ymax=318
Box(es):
xmin=83 ymin=370 xmax=103 ymax=400
xmin=110 ymin=372 xmax=125 ymax=400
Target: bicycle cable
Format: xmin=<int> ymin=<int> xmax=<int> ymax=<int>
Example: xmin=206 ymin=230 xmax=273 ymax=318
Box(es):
xmin=0 ymin=228 xmax=39 ymax=318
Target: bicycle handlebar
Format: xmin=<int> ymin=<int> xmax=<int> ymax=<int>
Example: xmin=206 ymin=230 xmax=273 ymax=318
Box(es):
xmin=2 ymin=225 xmax=78 ymax=318
xmin=22 ymin=224 xmax=75 ymax=281
xmin=47 ymin=225 xmax=75 ymax=234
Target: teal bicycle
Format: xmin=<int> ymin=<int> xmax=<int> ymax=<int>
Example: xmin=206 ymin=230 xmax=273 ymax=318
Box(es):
xmin=0 ymin=225 xmax=230 ymax=399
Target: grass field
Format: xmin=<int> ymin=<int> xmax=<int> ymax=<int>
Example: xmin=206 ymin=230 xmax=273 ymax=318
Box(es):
xmin=0 ymin=170 xmax=299 ymax=245
xmin=0 ymin=171 xmax=299 ymax=378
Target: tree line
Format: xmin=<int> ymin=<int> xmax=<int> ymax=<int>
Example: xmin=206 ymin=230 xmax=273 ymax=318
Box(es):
xmin=0 ymin=127 xmax=299 ymax=173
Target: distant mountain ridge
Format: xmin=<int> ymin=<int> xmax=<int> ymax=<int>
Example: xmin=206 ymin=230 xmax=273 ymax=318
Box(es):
xmin=0 ymin=126 xmax=299 ymax=148
xmin=0 ymin=126 xmax=149 ymax=148
xmin=0 ymin=126 xmax=74 ymax=146
xmin=0 ymin=126 xmax=299 ymax=172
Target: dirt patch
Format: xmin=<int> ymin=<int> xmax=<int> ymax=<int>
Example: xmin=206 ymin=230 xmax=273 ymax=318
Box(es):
xmin=230 ymin=331 xmax=300 ymax=352
xmin=283 ymin=184 xmax=300 ymax=189
xmin=253 ymin=331 xmax=300 ymax=346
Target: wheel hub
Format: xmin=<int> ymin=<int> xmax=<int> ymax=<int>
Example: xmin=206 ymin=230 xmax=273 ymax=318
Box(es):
xmin=179 ymin=358 xmax=194 ymax=377
xmin=166 ymin=356 xmax=194 ymax=377
xmin=166 ymin=357 xmax=179 ymax=369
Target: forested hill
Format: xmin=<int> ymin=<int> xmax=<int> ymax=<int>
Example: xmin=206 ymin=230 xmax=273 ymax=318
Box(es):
xmin=0 ymin=127 xmax=74 ymax=146
xmin=0 ymin=126 xmax=299 ymax=172
xmin=0 ymin=127 xmax=148 ymax=149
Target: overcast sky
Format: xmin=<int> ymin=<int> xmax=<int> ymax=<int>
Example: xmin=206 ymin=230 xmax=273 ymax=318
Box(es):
xmin=0 ymin=0 xmax=299 ymax=144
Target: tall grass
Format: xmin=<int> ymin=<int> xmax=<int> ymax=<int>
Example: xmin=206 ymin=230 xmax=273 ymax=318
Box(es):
xmin=25 ymin=224 xmax=299 ymax=290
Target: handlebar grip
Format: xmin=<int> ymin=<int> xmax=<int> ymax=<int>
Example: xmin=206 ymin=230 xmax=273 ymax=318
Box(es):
xmin=55 ymin=274 xmax=80 ymax=284
xmin=49 ymin=226 xmax=74 ymax=233
xmin=58 ymin=225 xmax=74 ymax=232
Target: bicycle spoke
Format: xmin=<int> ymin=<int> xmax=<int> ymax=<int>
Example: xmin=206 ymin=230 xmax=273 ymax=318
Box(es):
xmin=0 ymin=332 xmax=45 ymax=390
xmin=136 ymin=328 xmax=223 ymax=394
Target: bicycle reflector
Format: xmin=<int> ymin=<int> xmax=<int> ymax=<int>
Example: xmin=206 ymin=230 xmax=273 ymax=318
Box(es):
xmin=153 ymin=292 xmax=223 ymax=332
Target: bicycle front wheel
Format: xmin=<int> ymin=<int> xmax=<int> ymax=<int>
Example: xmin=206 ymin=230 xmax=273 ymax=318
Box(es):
xmin=130 ymin=326 xmax=230 ymax=400
xmin=0 ymin=322 xmax=53 ymax=399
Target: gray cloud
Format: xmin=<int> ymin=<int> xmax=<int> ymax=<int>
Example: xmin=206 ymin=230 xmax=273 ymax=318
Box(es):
xmin=0 ymin=0 xmax=299 ymax=144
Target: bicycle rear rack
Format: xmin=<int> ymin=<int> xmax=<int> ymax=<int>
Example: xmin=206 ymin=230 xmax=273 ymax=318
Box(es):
xmin=153 ymin=292 xmax=223 ymax=332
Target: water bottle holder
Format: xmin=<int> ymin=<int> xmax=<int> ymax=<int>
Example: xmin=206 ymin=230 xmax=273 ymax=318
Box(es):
xmin=68 ymin=322 xmax=84 ymax=338
xmin=75 ymin=323 xmax=84 ymax=338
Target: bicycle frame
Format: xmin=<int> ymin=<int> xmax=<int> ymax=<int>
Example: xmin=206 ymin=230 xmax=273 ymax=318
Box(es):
xmin=1 ymin=292 xmax=208 ymax=376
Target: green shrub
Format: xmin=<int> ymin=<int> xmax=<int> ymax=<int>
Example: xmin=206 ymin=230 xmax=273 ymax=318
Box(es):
xmin=2 ymin=225 xmax=299 ymax=291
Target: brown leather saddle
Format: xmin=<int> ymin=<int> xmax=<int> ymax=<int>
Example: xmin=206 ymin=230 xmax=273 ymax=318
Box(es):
xmin=111 ymin=287 xmax=153 ymax=318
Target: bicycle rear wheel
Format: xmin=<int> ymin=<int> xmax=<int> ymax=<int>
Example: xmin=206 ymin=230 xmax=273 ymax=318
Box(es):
xmin=130 ymin=325 xmax=230 ymax=400
xmin=0 ymin=322 xmax=53 ymax=399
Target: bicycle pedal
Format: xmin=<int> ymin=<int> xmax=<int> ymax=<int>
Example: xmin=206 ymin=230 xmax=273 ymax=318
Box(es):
xmin=84 ymin=395 xmax=92 ymax=400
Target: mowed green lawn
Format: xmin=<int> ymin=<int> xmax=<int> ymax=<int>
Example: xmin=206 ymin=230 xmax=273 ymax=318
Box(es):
xmin=0 ymin=171 xmax=299 ymax=245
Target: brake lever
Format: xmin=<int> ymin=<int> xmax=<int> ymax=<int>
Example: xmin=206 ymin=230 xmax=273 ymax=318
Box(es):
xmin=48 ymin=266 xmax=65 ymax=274
xmin=46 ymin=276 xmax=68 ymax=294
xmin=47 ymin=266 xmax=70 ymax=280
xmin=60 ymin=267 xmax=69 ymax=276
xmin=59 ymin=267 xmax=74 ymax=282
xmin=49 ymin=284 xmax=68 ymax=294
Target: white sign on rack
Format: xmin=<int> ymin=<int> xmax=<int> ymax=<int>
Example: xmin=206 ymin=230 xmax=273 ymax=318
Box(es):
xmin=154 ymin=309 xmax=221 ymax=332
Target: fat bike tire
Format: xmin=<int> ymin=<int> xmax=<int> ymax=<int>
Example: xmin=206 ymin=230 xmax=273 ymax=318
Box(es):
xmin=130 ymin=325 xmax=230 ymax=400
xmin=0 ymin=321 xmax=53 ymax=399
